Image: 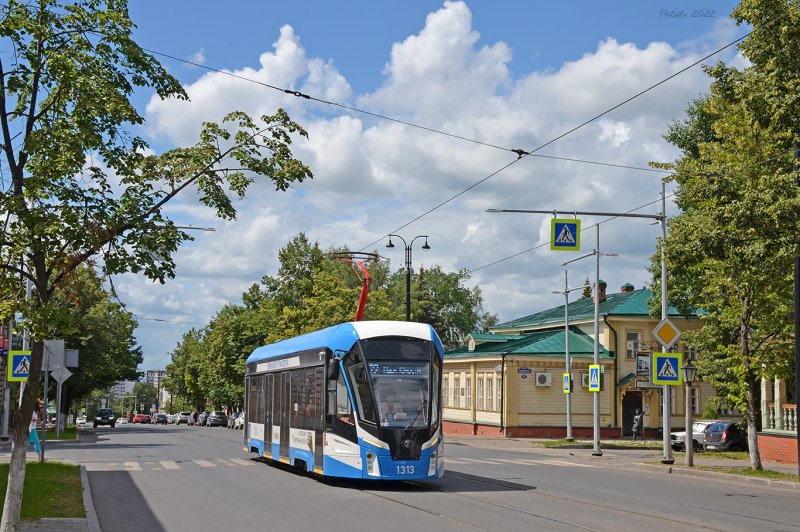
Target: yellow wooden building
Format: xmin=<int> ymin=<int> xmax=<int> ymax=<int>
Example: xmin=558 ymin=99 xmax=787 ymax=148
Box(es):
xmin=443 ymin=282 xmax=715 ymax=438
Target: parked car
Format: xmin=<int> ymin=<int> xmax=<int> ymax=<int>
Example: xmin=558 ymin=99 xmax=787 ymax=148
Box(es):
xmin=117 ymin=416 xmax=128 ymax=425
xmin=234 ymin=411 xmax=245 ymax=430
xmin=175 ymin=412 xmax=191 ymax=425
xmin=197 ymin=411 xmax=211 ymax=426
xmin=704 ymin=421 xmax=747 ymax=451
xmin=75 ymin=416 xmax=86 ymax=426
xmin=671 ymin=420 xmax=718 ymax=451
xmin=154 ymin=413 xmax=168 ymax=425
xmin=227 ymin=412 xmax=241 ymax=429
xmin=93 ymin=408 xmax=116 ymax=428
xmin=143 ymin=414 xmax=152 ymax=424
xmin=205 ymin=411 xmax=228 ymax=427
xmin=166 ymin=413 xmax=175 ymax=424
xmin=132 ymin=413 xmax=148 ymax=424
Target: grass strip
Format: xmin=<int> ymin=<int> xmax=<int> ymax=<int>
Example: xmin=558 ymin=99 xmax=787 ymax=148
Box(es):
xmin=0 ymin=461 xmax=84 ymax=519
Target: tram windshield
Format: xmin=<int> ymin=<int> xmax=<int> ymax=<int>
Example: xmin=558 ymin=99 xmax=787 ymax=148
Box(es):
xmin=352 ymin=338 xmax=435 ymax=430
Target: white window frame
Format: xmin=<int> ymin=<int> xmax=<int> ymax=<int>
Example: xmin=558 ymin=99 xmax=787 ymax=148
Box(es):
xmin=465 ymin=377 xmax=472 ymax=409
xmin=477 ymin=377 xmax=484 ymax=410
xmin=487 ymin=374 xmax=494 ymax=411
xmin=626 ymin=332 xmax=640 ymax=359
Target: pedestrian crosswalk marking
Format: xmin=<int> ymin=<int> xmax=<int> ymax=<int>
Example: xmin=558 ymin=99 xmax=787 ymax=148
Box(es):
xmin=229 ymin=458 xmax=255 ymax=466
xmin=123 ymin=461 xmax=141 ymax=471
xmin=193 ymin=460 xmax=216 ymax=468
xmin=160 ymin=460 xmax=179 ymax=470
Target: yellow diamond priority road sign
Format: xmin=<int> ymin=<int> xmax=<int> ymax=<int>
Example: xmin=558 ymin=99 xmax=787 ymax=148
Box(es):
xmin=652 ymin=318 xmax=681 ymax=350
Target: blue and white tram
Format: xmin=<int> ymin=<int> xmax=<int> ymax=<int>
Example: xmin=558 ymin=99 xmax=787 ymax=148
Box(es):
xmin=243 ymin=320 xmax=445 ymax=480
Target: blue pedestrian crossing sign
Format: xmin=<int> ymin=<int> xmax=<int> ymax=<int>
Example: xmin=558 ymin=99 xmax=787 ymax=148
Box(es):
xmin=8 ymin=351 xmax=32 ymax=382
xmin=562 ymin=373 xmax=571 ymax=394
xmin=550 ymin=218 xmax=581 ymax=251
xmin=588 ymin=364 xmax=601 ymax=392
xmin=652 ymin=352 xmax=683 ymax=386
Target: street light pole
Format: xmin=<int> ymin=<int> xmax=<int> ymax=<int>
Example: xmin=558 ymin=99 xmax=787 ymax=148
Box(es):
xmin=387 ymin=234 xmax=430 ymax=321
xmin=562 ymin=228 xmax=618 ymax=456
xmin=553 ymin=270 xmax=582 ymax=442
xmin=682 ymin=360 xmax=697 ymax=467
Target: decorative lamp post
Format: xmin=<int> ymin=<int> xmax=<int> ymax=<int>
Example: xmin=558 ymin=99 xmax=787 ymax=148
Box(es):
xmin=681 ymin=360 xmax=698 ymax=466
xmin=386 ymin=234 xmax=430 ymax=321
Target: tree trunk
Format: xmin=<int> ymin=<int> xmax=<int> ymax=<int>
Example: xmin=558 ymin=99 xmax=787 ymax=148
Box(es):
xmin=1 ymin=340 xmax=44 ymax=531
xmin=746 ymin=376 xmax=763 ymax=470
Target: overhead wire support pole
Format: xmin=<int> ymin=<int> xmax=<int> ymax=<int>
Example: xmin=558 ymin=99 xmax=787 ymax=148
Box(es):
xmin=553 ymin=271 xmax=583 ymax=442
xmin=490 ymin=202 xmax=665 ymax=457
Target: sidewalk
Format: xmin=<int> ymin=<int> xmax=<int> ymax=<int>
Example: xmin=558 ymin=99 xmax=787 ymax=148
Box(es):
xmin=0 ymin=433 xmax=101 ymax=531
xmin=445 ymin=434 xmax=800 ymax=489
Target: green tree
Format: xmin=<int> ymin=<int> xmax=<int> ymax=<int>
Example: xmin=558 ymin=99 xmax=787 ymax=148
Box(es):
xmin=0 ymin=1 xmax=311 ymax=524
xmin=131 ymin=382 xmax=158 ymax=414
xmin=163 ymin=329 xmax=209 ymax=412
xmin=415 ymin=266 xmax=497 ymax=350
xmin=50 ymin=265 xmax=142 ymax=420
xmin=653 ymin=61 xmax=799 ymax=470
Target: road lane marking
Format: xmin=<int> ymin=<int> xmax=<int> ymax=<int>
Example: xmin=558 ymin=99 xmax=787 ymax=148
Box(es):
xmin=229 ymin=458 xmax=256 ymax=466
xmin=160 ymin=460 xmax=180 ymax=470
xmin=193 ymin=460 xmax=216 ymax=468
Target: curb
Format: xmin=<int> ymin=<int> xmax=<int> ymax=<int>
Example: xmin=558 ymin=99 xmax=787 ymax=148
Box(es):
xmin=80 ymin=465 xmax=102 ymax=532
xmin=636 ymin=462 xmax=800 ymax=491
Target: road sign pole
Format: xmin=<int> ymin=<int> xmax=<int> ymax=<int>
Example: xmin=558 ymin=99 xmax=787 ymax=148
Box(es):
xmin=659 ymin=182 xmax=674 ymax=464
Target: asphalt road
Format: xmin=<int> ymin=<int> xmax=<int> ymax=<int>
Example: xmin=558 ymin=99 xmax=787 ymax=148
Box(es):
xmin=39 ymin=425 xmax=800 ymax=531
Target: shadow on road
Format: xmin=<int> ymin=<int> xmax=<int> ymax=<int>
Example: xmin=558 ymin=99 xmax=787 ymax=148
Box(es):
xmin=89 ymin=470 xmax=166 ymax=532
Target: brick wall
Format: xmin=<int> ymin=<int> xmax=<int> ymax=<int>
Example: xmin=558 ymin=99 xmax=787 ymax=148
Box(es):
xmin=757 ymin=432 xmax=798 ymax=464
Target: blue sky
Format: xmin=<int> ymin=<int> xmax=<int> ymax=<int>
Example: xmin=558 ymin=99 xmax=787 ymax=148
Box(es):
xmin=120 ymin=1 xmax=746 ymax=370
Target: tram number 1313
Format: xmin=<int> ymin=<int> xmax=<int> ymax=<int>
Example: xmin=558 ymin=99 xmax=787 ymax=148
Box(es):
xmin=397 ymin=465 xmax=415 ymax=475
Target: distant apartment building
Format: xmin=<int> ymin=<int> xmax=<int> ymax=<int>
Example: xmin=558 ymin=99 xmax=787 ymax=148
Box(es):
xmin=112 ymin=380 xmax=135 ymax=397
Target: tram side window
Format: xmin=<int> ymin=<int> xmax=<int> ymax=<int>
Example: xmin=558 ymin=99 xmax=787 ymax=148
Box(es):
xmin=345 ymin=358 xmax=377 ymax=424
xmin=248 ymin=375 xmax=264 ymax=423
xmin=327 ymin=363 xmax=357 ymax=441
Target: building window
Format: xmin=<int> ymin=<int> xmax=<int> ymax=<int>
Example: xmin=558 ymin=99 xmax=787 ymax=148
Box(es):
xmin=496 ymin=377 xmax=502 ymax=412
xmin=626 ymin=332 xmax=640 ymax=359
xmin=477 ymin=377 xmax=484 ymax=410
xmin=684 ymin=345 xmax=698 ymax=361
xmin=465 ymin=377 xmax=472 ymax=409
xmin=443 ymin=376 xmax=449 ymax=408
xmin=487 ymin=374 xmax=494 ymax=411
xmin=453 ymin=376 xmax=460 ymax=408
xmin=691 ymin=387 xmax=699 ymax=415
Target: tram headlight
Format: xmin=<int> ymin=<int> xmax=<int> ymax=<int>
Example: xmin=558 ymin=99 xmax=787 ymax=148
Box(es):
xmin=428 ymin=451 xmax=438 ymax=475
xmin=366 ymin=452 xmax=380 ymax=476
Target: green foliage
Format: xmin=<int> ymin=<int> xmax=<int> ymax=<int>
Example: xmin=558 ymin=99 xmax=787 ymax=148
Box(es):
xmin=651 ymin=0 xmax=800 ymax=470
xmin=164 ymin=233 xmax=497 ymax=407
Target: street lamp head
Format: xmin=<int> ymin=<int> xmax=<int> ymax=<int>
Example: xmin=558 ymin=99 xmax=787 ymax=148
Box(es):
xmin=681 ymin=360 xmax=697 ymax=384
xmin=386 ymin=238 xmax=395 ymax=249
xmin=422 ymin=238 xmax=430 ymax=251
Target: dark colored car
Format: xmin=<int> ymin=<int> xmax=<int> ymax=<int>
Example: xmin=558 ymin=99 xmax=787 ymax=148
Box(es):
xmin=206 ymin=411 xmax=228 ymax=427
xmin=93 ymin=408 xmax=116 ymax=428
xmin=154 ymin=413 xmax=168 ymax=425
xmin=703 ymin=421 xmax=747 ymax=451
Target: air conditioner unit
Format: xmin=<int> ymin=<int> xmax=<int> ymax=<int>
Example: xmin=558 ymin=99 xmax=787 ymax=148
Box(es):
xmin=580 ymin=374 xmax=590 ymax=388
xmin=535 ymin=372 xmax=552 ymax=386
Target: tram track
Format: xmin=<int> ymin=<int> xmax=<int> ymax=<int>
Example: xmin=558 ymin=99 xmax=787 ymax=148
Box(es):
xmin=328 ymin=469 xmax=735 ymax=532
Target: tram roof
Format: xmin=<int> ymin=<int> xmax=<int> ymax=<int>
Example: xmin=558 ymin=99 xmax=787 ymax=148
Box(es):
xmin=246 ymin=320 xmax=442 ymax=364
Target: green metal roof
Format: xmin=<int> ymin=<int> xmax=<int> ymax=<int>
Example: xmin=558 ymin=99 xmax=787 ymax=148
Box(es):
xmin=491 ymin=288 xmax=699 ymax=330
xmin=446 ymin=328 xmax=611 ymax=359
xmin=469 ymin=333 xmax=526 ymax=341
xmin=617 ymin=372 xmax=637 ymax=386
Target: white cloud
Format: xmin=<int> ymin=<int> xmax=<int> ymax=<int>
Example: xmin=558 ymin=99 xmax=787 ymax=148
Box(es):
xmin=128 ymin=1 xmax=729 ymax=368
xmin=189 ymin=47 xmax=206 ymax=66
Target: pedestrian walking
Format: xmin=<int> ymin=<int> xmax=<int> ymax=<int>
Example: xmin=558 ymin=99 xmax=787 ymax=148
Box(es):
xmin=26 ymin=402 xmax=41 ymax=455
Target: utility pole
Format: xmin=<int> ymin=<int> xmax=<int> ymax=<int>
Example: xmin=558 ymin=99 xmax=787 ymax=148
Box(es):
xmin=489 ymin=205 xmax=664 ymax=457
xmin=794 ymin=139 xmax=799 ymax=478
